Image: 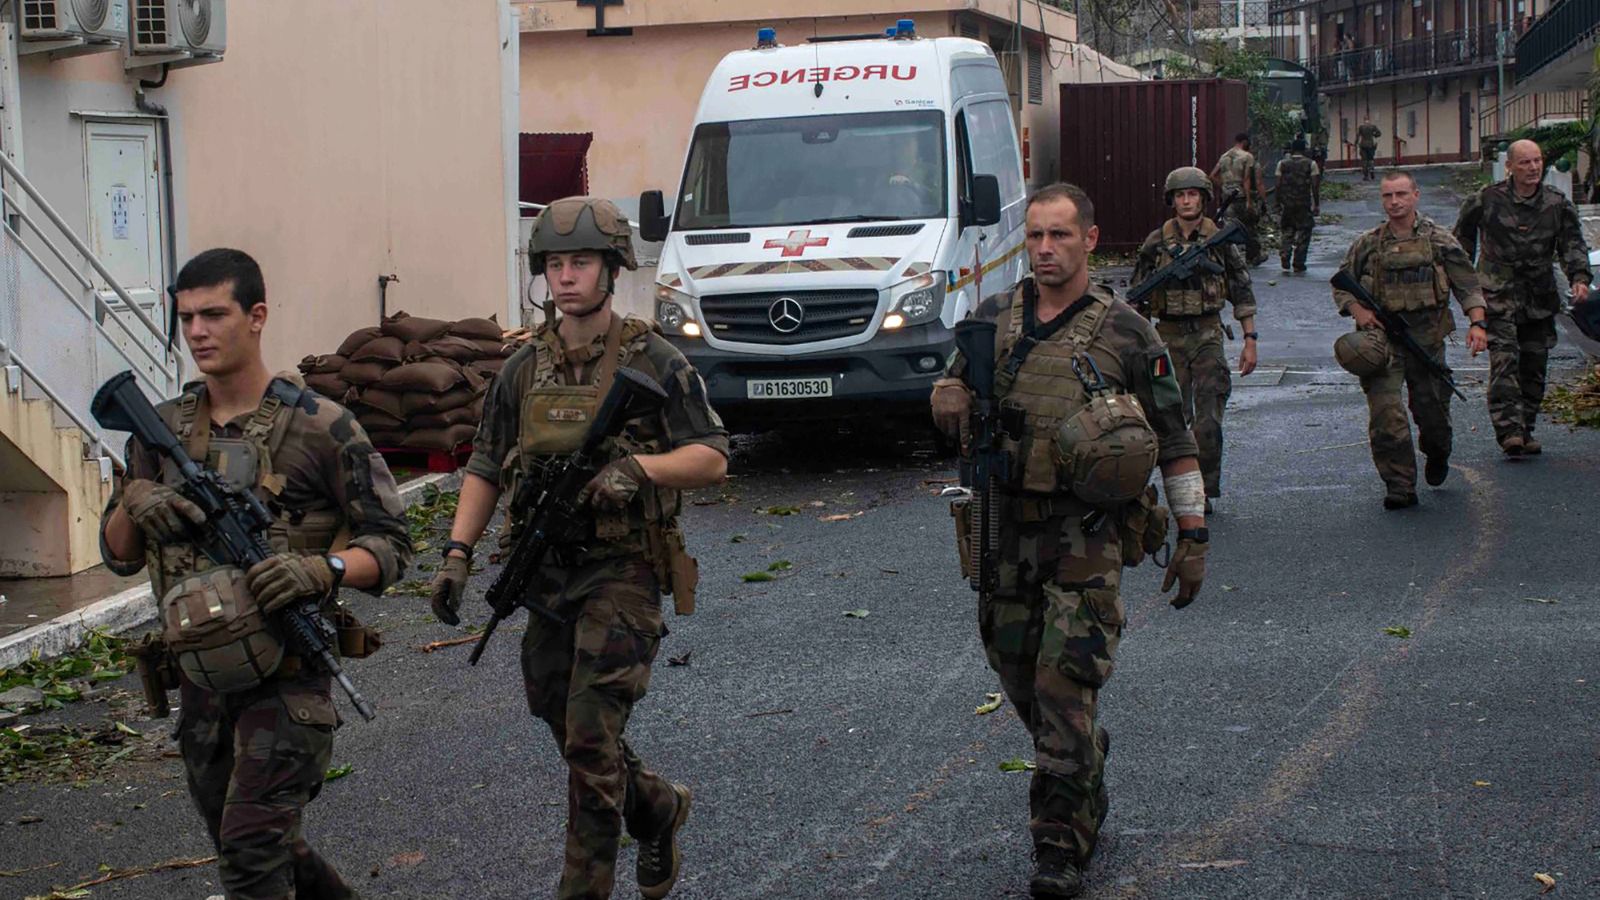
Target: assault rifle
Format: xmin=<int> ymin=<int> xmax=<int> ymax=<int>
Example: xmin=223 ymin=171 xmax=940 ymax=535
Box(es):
xmin=91 ymin=371 xmax=377 ymax=721
xmin=468 ymin=367 xmax=668 ymax=665
xmin=951 ymin=319 xmax=1007 ymax=595
xmin=1330 ymin=268 xmax=1467 ymax=402
xmin=1126 ymin=199 xmax=1247 ymax=317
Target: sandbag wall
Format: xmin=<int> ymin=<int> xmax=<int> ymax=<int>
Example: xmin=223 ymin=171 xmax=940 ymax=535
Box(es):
xmin=298 ymin=312 xmax=517 ymax=452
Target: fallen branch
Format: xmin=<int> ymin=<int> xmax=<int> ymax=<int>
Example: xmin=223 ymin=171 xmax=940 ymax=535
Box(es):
xmin=744 ymin=708 xmax=795 ymax=718
xmin=418 ymin=635 xmax=480 ymax=653
xmin=0 ymin=862 xmax=61 ymax=878
xmin=28 ymin=856 xmax=216 ymax=899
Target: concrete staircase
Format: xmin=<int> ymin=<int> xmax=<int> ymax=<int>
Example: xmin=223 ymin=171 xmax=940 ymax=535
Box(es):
xmin=0 ymin=372 xmax=114 ymax=576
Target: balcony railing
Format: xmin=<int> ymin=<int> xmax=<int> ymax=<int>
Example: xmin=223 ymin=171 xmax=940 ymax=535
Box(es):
xmin=1190 ymin=0 xmax=1273 ymax=30
xmin=1313 ymin=26 xmax=1510 ymax=86
xmin=1516 ymin=0 xmax=1600 ymax=81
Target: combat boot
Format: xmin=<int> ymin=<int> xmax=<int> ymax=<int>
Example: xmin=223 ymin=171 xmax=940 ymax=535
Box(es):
xmin=1522 ymin=434 xmax=1542 ymax=455
xmin=638 ymin=783 xmax=692 ymax=899
xmin=1382 ymin=492 xmax=1418 ymax=510
xmin=1424 ymin=455 xmax=1449 ymax=486
xmin=1031 ymin=845 xmax=1085 ymax=898
xmin=1500 ymin=435 xmax=1525 ymax=457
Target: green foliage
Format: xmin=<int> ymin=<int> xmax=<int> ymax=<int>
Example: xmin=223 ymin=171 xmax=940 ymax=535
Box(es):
xmin=0 ymin=630 xmax=131 ymax=711
xmin=1507 ymin=120 xmax=1589 ymax=169
xmin=1164 ymin=44 xmax=1299 ymax=154
xmin=1319 ymin=181 xmax=1354 ymax=201
xmin=1544 ymin=367 xmax=1600 ymax=428
xmin=405 ymin=485 xmax=459 ymax=545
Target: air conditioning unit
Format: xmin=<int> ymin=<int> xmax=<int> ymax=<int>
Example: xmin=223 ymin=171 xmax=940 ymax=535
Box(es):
xmin=126 ymin=0 xmax=225 ymax=66
xmin=16 ymin=0 xmax=128 ymax=57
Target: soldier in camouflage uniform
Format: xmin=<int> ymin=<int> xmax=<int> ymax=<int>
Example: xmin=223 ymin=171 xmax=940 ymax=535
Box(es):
xmin=100 ymin=249 xmax=413 ymax=900
xmin=1132 ymin=167 xmax=1259 ymax=511
xmin=1454 ymin=139 xmax=1593 ymax=456
xmin=1275 ymin=139 xmax=1320 ymax=272
xmin=1210 ymin=133 xmax=1266 ymax=265
xmin=1334 ymin=171 xmax=1487 ymax=508
xmin=429 ymin=197 xmax=727 ymax=900
xmin=931 ymin=183 xmax=1210 ymax=899
xmin=1355 ymin=117 xmax=1382 ymax=180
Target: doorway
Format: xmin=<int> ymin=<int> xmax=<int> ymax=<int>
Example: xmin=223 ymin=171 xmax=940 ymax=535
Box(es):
xmin=83 ymin=119 xmax=165 ymax=387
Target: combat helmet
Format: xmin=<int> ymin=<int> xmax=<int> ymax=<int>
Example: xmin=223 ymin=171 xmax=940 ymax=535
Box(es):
xmin=529 ymin=196 xmax=638 ymax=274
xmin=1054 ymin=391 xmax=1161 ymax=509
xmin=1164 ymin=166 xmax=1212 ymax=206
xmin=1334 ymin=328 xmax=1391 ymax=377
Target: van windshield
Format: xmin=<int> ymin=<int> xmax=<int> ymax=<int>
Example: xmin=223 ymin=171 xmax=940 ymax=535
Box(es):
xmin=674 ymin=110 xmax=947 ymax=230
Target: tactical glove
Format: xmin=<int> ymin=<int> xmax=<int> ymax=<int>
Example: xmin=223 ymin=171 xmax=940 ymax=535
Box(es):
xmin=120 ymin=478 xmax=206 ymax=543
xmin=429 ymin=554 xmax=471 ymax=626
xmin=577 ymin=456 xmax=650 ymax=510
xmin=929 ymin=377 xmax=972 ymax=440
xmin=245 ymin=553 xmax=337 ymax=615
xmin=1161 ymin=538 xmax=1208 ymax=609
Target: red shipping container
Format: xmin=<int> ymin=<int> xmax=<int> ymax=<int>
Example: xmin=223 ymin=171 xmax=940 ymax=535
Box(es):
xmin=1058 ymin=79 xmax=1249 ymax=252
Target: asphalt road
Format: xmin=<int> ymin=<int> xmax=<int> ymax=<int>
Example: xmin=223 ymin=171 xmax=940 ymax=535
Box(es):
xmin=4 ymin=168 xmax=1598 ymax=900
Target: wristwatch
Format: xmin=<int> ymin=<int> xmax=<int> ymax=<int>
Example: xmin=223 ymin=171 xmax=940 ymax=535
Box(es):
xmin=1178 ymin=527 xmax=1210 ymax=543
xmin=443 ymin=540 xmax=475 ymax=561
xmin=324 ymin=554 xmax=347 ymax=593
xmin=1468 ymin=321 xmax=1487 ymax=331
xmin=1243 ymin=331 xmax=1260 ymax=341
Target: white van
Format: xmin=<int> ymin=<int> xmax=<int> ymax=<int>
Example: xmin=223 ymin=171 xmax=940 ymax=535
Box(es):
xmin=638 ymin=20 xmax=1027 ymax=426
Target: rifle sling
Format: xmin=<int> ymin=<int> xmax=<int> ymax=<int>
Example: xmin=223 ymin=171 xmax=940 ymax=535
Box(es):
xmin=999 ymin=281 xmax=1096 ymax=384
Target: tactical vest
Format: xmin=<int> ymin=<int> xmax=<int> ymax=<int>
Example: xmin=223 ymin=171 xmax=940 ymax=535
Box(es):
xmin=515 ymin=315 xmax=680 ymax=556
xmin=993 ymin=283 xmax=1124 ymax=496
xmin=1148 ymin=219 xmax=1229 ymax=318
xmin=1278 ymin=157 xmax=1314 ymax=209
xmin=1373 ymin=231 xmax=1447 ymax=312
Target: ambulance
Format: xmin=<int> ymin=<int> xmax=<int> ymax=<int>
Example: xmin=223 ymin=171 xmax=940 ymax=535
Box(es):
xmin=638 ymin=20 xmax=1027 ymax=427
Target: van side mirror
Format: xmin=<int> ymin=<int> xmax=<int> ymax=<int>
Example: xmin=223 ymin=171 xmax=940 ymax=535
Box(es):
xmin=639 ymin=190 xmax=670 ymax=243
xmin=971 ymin=175 xmax=1002 ymax=227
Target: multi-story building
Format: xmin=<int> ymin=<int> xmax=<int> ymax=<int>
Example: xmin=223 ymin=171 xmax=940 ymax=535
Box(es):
xmin=1267 ymin=0 xmax=1576 ymax=166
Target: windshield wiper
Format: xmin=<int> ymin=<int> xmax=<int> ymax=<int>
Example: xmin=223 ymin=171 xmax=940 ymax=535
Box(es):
xmin=797 ymin=215 xmax=909 ymax=225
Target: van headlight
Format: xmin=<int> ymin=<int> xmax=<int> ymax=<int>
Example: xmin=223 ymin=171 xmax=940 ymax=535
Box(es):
xmin=655 ymin=285 xmax=701 ymax=338
xmin=885 ymin=273 xmax=946 ymax=329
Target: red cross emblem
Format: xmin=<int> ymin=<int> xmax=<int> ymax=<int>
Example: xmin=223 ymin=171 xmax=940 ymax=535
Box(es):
xmin=764 ymin=229 xmax=829 ymax=257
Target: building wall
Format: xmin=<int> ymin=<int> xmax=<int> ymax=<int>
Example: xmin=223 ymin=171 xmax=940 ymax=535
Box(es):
xmin=1325 ymin=76 xmax=1483 ymax=165
xmin=166 ymin=0 xmax=515 ymax=371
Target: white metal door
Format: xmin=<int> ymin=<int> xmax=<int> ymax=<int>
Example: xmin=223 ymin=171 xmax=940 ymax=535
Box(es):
xmin=84 ymin=119 xmax=165 ymax=385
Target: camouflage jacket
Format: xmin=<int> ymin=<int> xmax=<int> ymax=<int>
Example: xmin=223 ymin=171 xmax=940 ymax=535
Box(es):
xmin=1453 ymin=179 xmax=1592 ymax=318
xmin=1215 ymin=146 xmax=1255 ymax=190
xmin=1334 ymin=214 xmax=1484 ymax=319
xmin=950 ymin=279 xmax=1200 ymax=467
xmin=100 ymin=373 xmax=413 ymax=597
xmin=1132 ymin=217 xmax=1258 ymax=321
xmin=1356 ymin=124 xmax=1381 ymax=148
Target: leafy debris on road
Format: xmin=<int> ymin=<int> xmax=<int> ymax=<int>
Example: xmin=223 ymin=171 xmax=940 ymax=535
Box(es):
xmin=384 ymin=578 xmax=431 ymax=597
xmin=759 ymin=505 xmax=802 ymax=516
xmin=1473 ymin=780 xmax=1491 ymax=787
xmin=1521 ymin=597 xmax=1559 ymax=605
xmin=843 ymin=609 xmax=870 ymax=619
xmin=730 ymin=534 xmax=746 ymax=543
xmin=975 ymin=693 xmax=1004 ymax=715
xmin=3 ymin=719 xmax=163 ymax=784
xmin=324 ymin=763 xmax=354 ymax=782
xmin=820 ymin=511 xmax=863 ymax=522
xmin=767 ymin=560 xmax=793 ymax=572
xmin=0 ymin=631 xmax=132 ymax=713
xmin=741 ymin=572 xmax=775 ymax=583
xmin=388 ymin=851 xmax=426 ymax=868
xmin=1545 ymin=366 xmax=1600 ymax=428
xmin=1177 ymin=859 xmax=1248 ymax=871
xmin=998 ymin=758 xmax=1035 ymax=773
xmin=1534 ymin=872 xmax=1556 ymax=893
xmin=0 ymin=861 xmax=61 ymax=878
xmin=23 ymin=855 xmax=216 ymax=900
xmin=667 ymin=651 xmax=692 ymax=667
xmin=405 ymin=485 xmax=459 ymax=544
xmin=1382 ymin=626 xmax=1413 ymax=639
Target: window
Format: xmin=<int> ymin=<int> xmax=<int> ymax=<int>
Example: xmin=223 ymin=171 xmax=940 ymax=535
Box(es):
xmin=963 ymin=100 xmax=1024 ymax=203
xmin=519 ymin=133 xmax=591 ymax=213
xmin=1407 ymin=109 xmax=1417 ymax=138
xmin=1028 ymin=44 xmax=1043 ymax=105
xmin=959 ymin=19 xmax=981 ymax=40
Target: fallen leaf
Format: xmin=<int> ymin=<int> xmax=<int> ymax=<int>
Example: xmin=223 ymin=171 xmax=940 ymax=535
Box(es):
xmin=388 ymin=851 xmax=426 ymax=868
xmin=998 ymin=758 xmax=1036 ymax=773
xmin=1534 ymin=872 xmax=1556 ymax=892
xmin=808 ymin=500 xmax=826 ymax=507
xmin=1177 ymin=859 xmax=1248 ymax=870
xmin=324 ymin=763 xmax=355 ymax=782
xmin=1521 ymin=597 xmax=1558 ymax=605
xmin=760 ymin=505 xmax=801 ymax=516
xmin=730 ymin=534 xmax=746 ymax=543
xmin=667 ymin=651 xmax=692 ymax=667
xmin=975 ymin=693 xmax=1004 ymax=715
xmin=114 ymin=722 xmax=140 ymax=737
xmin=741 ymin=572 xmax=775 ymax=583
xmin=767 ymin=560 xmax=793 ymax=572
xmin=843 ymin=609 xmax=870 ymax=619
xmin=1221 ymin=585 xmax=1236 ymax=592
xmin=1267 ymin=279 xmax=1278 ymax=286
xmin=820 ymin=512 xmax=864 ymax=522
xmin=1383 ymin=626 xmax=1413 ymax=639
xmin=1473 ymin=780 xmax=1491 ymax=787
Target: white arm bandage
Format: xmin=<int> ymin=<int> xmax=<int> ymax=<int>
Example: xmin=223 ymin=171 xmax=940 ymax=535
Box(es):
xmin=1162 ymin=470 xmax=1207 ymax=520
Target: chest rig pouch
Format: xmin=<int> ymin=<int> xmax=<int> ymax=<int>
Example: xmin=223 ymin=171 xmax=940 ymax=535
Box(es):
xmin=1150 ymin=220 xmax=1228 ymax=318
xmin=1376 ymin=233 xmax=1445 ymax=312
xmin=994 ymin=286 xmax=1117 ymax=495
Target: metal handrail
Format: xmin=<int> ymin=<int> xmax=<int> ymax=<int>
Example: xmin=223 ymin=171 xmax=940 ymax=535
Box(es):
xmin=0 ymin=336 xmax=122 ymax=470
xmin=0 ymin=151 xmax=177 ymax=382
xmin=0 ymin=189 xmax=94 ymax=291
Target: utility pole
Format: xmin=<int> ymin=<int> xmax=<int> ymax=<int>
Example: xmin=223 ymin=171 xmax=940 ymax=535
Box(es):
xmin=1496 ymin=0 xmax=1509 ymax=134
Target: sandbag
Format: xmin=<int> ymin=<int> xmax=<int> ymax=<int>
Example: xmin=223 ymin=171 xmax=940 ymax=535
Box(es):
xmin=303 ymin=373 xmax=351 ymax=399
xmin=402 ymin=383 xmax=484 ymax=416
xmin=381 ymin=311 xmax=450 ymax=343
xmin=365 ymin=429 xmax=406 ymax=448
xmin=351 ymin=336 xmax=405 ymax=364
xmin=337 ymin=326 xmax=382 ymax=358
xmin=401 ymin=423 xmax=477 ymax=452
xmin=299 ymin=353 xmax=348 ymax=376
xmin=473 ymin=338 xmax=513 ymax=358
xmin=358 ymin=410 xmax=406 ymax=432
xmin=470 ymin=359 xmax=505 ymax=379
xmin=448 ymin=315 xmax=502 ymax=340
xmin=407 ymin=335 xmax=483 ymax=363
xmin=341 ymin=360 xmax=392 ymax=386
xmin=407 ymin=405 xmax=481 ymax=429
xmin=379 ymin=360 xmax=466 ymax=393
xmin=355 ymin=387 xmax=406 ymax=420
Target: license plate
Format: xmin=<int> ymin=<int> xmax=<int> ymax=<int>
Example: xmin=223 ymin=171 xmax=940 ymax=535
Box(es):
xmin=746 ymin=377 xmax=834 ymax=399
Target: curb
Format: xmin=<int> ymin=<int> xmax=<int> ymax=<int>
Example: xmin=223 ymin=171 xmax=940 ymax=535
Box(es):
xmin=0 ymin=470 xmax=461 ymax=669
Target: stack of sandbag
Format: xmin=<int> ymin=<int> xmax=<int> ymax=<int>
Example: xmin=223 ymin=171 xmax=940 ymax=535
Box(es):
xmin=298 ymin=311 xmax=516 ymax=452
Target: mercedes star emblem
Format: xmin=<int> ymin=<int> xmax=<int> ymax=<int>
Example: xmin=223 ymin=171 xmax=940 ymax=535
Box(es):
xmin=768 ymin=296 xmax=805 ymax=334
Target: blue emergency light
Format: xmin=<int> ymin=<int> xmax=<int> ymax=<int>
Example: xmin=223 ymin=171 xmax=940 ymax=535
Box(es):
xmin=896 ymin=19 xmax=916 ymax=38
xmin=756 ymin=27 xmax=777 ymax=48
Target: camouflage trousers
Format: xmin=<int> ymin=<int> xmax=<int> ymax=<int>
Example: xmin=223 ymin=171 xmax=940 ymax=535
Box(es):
xmin=1357 ymin=313 xmax=1453 ymax=495
xmin=1157 ymin=316 xmax=1231 ymax=497
xmin=1221 ymin=195 xmax=1263 ymax=263
xmin=1279 ymin=206 xmax=1315 ymax=269
xmin=178 ymin=672 xmax=356 ymax=900
xmin=1359 ymin=147 xmax=1376 ymax=179
xmin=979 ymin=505 xmax=1124 ymax=865
xmin=1484 ymin=313 xmax=1558 ymax=444
xmin=521 ymin=556 xmax=680 ymax=900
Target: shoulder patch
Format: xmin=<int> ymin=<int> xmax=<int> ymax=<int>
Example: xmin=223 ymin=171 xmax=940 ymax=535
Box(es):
xmin=1148 ymin=350 xmax=1184 ymax=414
